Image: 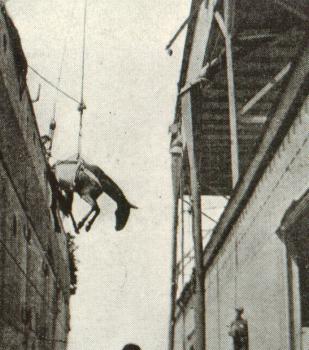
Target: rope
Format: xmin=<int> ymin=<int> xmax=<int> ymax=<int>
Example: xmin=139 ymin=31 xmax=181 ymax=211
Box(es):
xmin=29 ymin=66 xmax=79 ymax=104
xmin=80 ymin=0 xmax=87 ymax=108
xmin=77 ymin=0 xmax=88 ymax=160
xmin=183 ymin=198 xmax=218 ymax=224
xmin=48 ymin=0 xmax=77 ymax=157
xmin=176 ymin=229 xmax=211 ymax=275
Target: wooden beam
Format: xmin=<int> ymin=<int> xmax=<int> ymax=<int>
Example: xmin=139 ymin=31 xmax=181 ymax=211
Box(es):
xmin=202 ymin=100 xmax=273 ymax=113
xmin=239 ymin=115 xmax=267 ymax=124
xmin=241 ymin=63 xmax=291 ymax=115
xmin=273 ymin=0 xmax=309 ymax=22
xmin=214 ymin=11 xmax=228 ymax=38
xmin=165 ymin=0 xmax=203 ymax=52
xmin=168 ymin=154 xmax=182 ymax=350
xmin=224 ymin=30 xmax=239 ymax=186
xmin=179 ymin=55 xmax=222 ymax=96
xmin=224 ymin=0 xmax=236 ymax=34
xmin=202 ymin=134 xmax=259 ymax=141
xmin=181 ymin=92 xmax=206 ymax=350
xmin=236 ymin=33 xmax=278 ymax=42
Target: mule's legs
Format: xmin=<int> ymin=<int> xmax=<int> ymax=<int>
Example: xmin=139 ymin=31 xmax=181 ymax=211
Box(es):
xmin=69 ymin=212 xmax=79 ymax=234
xmin=77 ymin=194 xmax=100 ymax=230
xmin=77 ymin=206 xmax=94 ymax=230
xmin=85 ymin=204 xmax=100 ymax=232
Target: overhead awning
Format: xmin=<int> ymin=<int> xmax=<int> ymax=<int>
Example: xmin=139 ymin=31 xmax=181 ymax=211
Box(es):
xmin=178 ymin=0 xmax=307 ymax=196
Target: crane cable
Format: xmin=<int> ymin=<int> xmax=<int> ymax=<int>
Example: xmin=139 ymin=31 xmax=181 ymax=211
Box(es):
xmin=77 ymin=0 xmax=88 ymax=161
xmin=47 ymin=0 xmax=77 ymax=158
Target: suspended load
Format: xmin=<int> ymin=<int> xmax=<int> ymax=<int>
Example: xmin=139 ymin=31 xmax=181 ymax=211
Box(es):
xmin=35 ymin=0 xmax=137 ymax=233
xmin=53 ymin=158 xmax=83 ymax=192
xmin=53 ymin=159 xmax=137 ymax=233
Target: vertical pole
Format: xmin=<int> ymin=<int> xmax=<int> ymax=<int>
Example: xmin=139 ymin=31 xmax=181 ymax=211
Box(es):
xmin=224 ymin=0 xmax=239 ymax=187
xmin=190 ymin=157 xmax=206 ymax=350
xmin=168 ymin=153 xmax=182 ymax=350
xmin=180 ymin=172 xmax=187 ymax=350
xmin=181 ymin=92 xmax=205 ymax=350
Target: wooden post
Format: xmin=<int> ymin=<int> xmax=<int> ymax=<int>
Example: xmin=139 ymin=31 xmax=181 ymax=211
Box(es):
xmin=168 ymin=153 xmax=182 ymax=350
xmin=224 ymin=0 xmax=239 ymax=187
xmin=181 ymin=92 xmax=205 ymax=350
xmin=224 ymin=0 xmax=235 ymax=33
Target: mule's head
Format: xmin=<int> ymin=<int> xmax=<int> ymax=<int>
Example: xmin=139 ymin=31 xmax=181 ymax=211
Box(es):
xmin=115 ymin=201 xmax=137 ymax=231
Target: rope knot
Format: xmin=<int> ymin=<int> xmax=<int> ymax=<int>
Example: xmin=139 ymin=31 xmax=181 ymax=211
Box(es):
xmin=78 ymin=102 xmax=87 ymax=112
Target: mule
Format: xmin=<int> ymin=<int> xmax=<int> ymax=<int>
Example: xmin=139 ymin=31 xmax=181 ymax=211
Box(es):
xmin=52 ymin=159 xmax=137 ymax=232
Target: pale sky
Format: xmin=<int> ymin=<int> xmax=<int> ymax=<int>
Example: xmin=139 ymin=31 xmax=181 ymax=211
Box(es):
xmin=7 ymin=1 xmax=190 ymax=349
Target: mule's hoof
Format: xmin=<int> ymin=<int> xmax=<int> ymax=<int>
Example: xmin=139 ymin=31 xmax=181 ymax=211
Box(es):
xmin=77 ymin=222 xmax=83 ymax=230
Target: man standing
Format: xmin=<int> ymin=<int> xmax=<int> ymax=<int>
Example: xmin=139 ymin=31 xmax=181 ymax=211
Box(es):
xmin=229 ymin=307 xmax=249 ymax=350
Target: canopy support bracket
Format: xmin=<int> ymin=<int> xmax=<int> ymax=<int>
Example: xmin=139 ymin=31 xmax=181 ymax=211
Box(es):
xmin=241 ymin=63 xmax=291 ymax=115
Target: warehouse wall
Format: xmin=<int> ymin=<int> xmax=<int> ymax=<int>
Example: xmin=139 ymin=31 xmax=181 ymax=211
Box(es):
xmin=0 ymin=8 xmax=71 ymax=350
xmin=174 ymin=95 xmax=309 ymax=350
xmin=203 ymin=95 xmax=309 ymax=350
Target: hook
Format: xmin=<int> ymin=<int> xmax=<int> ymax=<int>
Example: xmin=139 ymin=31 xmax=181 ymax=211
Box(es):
xmin=166 ymin=48 xmax=173 ymax=56
xmin=32 ymin=83 xmax=41 ymax=103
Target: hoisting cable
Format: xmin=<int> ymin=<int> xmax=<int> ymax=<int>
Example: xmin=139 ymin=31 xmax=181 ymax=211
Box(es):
xmin=48 ymin=0 xmax=77 ymax=158
xmin=183 ymin=198 xmax=218 ymax=224
xmin=77 ymin=0 xmax=88 ymax=160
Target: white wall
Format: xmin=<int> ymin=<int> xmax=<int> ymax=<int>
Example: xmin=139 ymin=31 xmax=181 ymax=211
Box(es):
xmin=204 ymin=96 xmax=309 ymax=349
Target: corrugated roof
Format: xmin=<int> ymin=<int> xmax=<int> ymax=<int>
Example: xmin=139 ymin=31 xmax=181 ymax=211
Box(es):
xmin=174 ymin=0 xmax=307 ymax=196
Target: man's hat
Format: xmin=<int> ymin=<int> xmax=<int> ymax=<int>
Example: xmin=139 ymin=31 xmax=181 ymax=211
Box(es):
xmin=122 ymin=344 xmax=141 ymax=350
